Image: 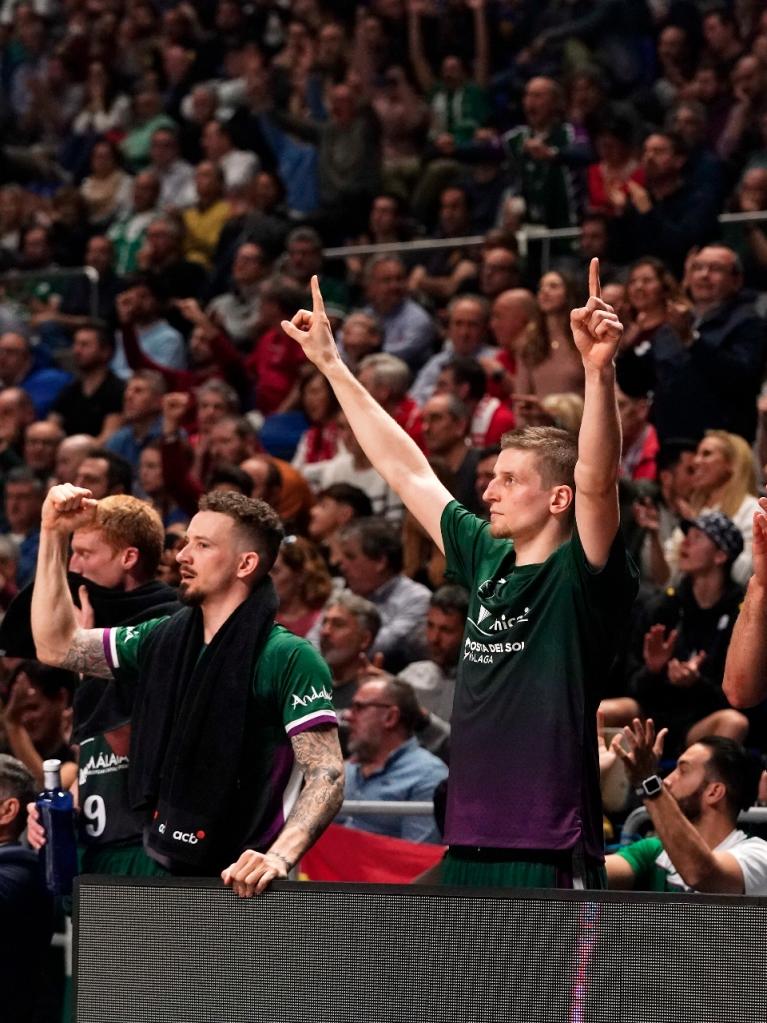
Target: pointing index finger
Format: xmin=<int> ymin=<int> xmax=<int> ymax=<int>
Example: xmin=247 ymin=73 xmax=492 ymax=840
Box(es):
xmin=310 ymin=274 xmax=326 ymax=315
xmin=589 ymin=257 xmax=601 ymax=300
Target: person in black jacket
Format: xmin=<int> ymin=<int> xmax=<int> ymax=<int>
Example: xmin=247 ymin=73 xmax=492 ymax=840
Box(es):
xmin=614 ymin=131 xmax=719 ymax=277
xmin=628 ymin=511 xmax=749 ymax=758
xmin=1 ymin=494 xmax=182 ymax=878
xmin=624 ymin=245 xmax=766 ymax=444
xmin=0 ymin=754 xmax=53 ymax=1023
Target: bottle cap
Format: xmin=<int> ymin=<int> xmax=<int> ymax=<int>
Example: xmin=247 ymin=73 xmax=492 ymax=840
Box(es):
xmin=42 ymin=759 xmax=62 ymax=772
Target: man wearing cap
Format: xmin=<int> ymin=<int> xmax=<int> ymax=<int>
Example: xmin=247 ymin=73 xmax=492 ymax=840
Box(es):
xmin=627 ymin=511 xmax=749 ymax=758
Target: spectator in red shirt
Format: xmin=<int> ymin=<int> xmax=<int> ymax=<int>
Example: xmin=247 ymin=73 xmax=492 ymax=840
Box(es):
xmin=618 ymin=383 xmax=659 ymax=482
xmin=434 ymin=356 xmax=516 ymax=447
xmin=245 ymin=279 xmax=309 ymax=416
xmin=357 ymin=352 xmax=425 ymax=449
xmin=587 ymin=113 xmax=645 ymax=217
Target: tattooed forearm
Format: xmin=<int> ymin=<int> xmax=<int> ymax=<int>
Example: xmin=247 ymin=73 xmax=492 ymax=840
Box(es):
xmin=59 ymin=628 xmax=112 ymax=678
xmin=276 ymin=727 xmax=344 ymax=860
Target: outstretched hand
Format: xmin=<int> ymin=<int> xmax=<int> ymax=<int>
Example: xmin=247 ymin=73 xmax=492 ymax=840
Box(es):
xmin=611 ymin=717 xmax=667 ymax=787
xmin=643 ymin=623 xmax=678 ymax=674
xmin=570 ymin=258 xmax=623 ymax=369
xmin=596 ymin=708 xmax=617 ymax=778
xmin=281 ymin=275 xmax=343 ymax=374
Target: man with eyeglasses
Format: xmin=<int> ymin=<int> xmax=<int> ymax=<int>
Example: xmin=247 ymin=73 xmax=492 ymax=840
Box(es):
xmin=341 ymin=678 xmax=448 ymax=844
xmin=654 ymin=244 xmax=765 ymax=443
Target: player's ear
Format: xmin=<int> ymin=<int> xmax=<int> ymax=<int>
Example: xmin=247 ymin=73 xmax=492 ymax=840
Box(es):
xmin=122 ymin=547 xmax=140 ymax=571
xmin=237 ymin=550 xmax=260 ymax=580
xmin=550 ymin=484 xmax=573 ymax=515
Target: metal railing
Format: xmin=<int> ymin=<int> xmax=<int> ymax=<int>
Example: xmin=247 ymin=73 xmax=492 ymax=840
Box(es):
xmin=621 ymin=804 xmax=767 ymax=844
xmin=341 ymin=799 xmax=434 ymax=815
xmin=324 ymin=210 xmax=767 ymax=273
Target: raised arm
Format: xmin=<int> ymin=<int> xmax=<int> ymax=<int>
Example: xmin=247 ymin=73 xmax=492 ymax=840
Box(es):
xmin=407 ymin=0 xmax=435 ymax=95
xmin=31 ymin=484 xmax=111 ymax=678
xmin=571 ymin=258 xmax=623 ymax=569
xmin=282 ymin=277 xmax=453 ymax=552
xmin=468 ymin=0 xmax=489 ymax=89
xmin=221 ymin=725 xmax=343 ymax=896
xmin=723 ymin=500 xmax=767 ymax=708
xmin=613 ymin=719 xmax=746 ymax=894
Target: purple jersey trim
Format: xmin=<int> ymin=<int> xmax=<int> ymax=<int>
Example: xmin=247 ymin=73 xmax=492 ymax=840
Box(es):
xmin=103 ymin=628 xmax=115 ymax=669
xmin=286 ymin=711 xmax=337 ymax=737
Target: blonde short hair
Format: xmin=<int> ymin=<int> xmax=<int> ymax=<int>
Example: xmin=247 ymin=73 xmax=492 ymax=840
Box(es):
xmin=94 ymin=495 xmax=164 ymax=579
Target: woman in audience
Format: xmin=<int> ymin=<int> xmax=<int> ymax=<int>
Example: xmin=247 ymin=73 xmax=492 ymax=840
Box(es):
xmin=271 ymin=535 xmax=333 ymax=638
xmin=80 ymin=138 xmax=134 ymax=230
xmin=615 ymin=257 xmax=694 ymax=441
xmin=72 ymin=61 xmax=131 ymax=139
xmin=621 ymin=258 xmax=687 ymax=343
xmin=291 ymin=369 xmax=340 ymax=476
xmin=587 ymin=114 xmax=645 ymax=216
xmin=520 ymin=270 xmax=584 ymax=397
xmin=663 ymin=431 xmax=759 ymax=586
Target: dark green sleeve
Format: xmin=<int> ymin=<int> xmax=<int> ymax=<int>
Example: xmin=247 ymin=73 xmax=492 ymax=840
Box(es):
xmin=615 ymin=836 xmax=666 ymax=892
xmin=440 ymin=500 xmax=498 ymax=590
xmin=107 ymin=617 xmax=169 ymax=679
xmin=568 ymin=527 xmax=639 ymax=616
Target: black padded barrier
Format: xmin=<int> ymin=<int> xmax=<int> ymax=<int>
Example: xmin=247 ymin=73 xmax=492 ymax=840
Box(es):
xmin=74 ymin=875 xmax=767 ymax=1023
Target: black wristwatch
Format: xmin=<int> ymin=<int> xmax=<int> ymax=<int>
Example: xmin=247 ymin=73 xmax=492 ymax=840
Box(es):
xmin=635 ymin=774 xmax=664 ymax=800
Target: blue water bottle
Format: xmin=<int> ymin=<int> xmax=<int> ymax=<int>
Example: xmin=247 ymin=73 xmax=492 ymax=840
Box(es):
xmin=36 ymin=758 xmax=78 ymax=897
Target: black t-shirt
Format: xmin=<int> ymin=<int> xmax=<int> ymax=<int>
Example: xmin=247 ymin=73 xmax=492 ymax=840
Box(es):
xmin=50 ymin=373 xmax=125 ymax=437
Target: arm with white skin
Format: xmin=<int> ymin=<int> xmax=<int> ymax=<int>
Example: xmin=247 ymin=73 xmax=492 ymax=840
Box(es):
xmin=723 ymin=499 xmax=767 ymax=708
xmin=31 ymin=484 xmax=111 ymax=677
xmin=281 ymin=276 xmax=453 ymax=553
xmin=221 ymin=726 xmax=343 ymax=897
xmin=571 ymin=258 xmax=624 ymax=570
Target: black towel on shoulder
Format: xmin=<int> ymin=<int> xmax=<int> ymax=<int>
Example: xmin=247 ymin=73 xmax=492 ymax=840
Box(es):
xmin=128 ymin=576 xmax=278 ymax=868
xmin=0 ymin=572 xmax=182 ymax=740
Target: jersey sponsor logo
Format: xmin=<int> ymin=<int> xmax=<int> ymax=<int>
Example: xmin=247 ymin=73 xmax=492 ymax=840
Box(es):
xmin=172 ymin=830 xmax=206 ymax=845
xmin=464 ymin=591 xmax=531 ymax=663
xmin=79 ymin=751 xmax=129 ymax=785
xmin=471 ymin=596 xmax=530 ymax=638
xmin=157 ymin=823 xmax=207 ymax=844
xmin=463 ymin=635 xmax=525 ymax=664
xmin=291 ymin=684 xmax=332 ymax=709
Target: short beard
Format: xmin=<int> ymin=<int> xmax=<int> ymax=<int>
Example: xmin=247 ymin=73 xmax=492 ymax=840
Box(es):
xmin=676 ymin=786 xmax=704 ymax=823
xmin=178 ymin=582 xmax=204 ymax=607
xmin=347 ymin=736 xmax=374 ymax=763
xmin=488 ymin=518 xmax=513 ymax=540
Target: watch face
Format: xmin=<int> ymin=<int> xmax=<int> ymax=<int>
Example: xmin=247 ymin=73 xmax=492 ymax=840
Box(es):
xmin=644 ymin=775 xmax=663 ymax=797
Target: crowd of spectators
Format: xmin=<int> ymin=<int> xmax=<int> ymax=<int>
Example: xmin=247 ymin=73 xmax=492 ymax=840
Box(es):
xmin=2 ymin=0 xmax=767 ymax=1008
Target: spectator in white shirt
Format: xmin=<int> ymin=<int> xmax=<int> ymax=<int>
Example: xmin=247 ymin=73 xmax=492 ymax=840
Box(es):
xmin=201 ymin=119 xmax=259 ymax=195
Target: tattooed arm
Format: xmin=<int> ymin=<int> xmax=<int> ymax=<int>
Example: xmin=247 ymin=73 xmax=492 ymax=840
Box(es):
xmin=221 ymin=725 xmax=344 ymax=897
xmin=31 ymin=484 xmax=111 ymax=677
